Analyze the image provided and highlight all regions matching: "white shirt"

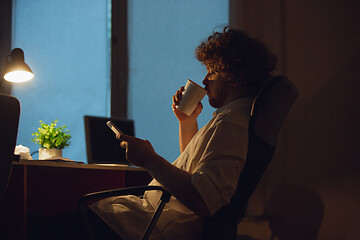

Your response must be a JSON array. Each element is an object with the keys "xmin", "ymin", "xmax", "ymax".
[{"xmin": 90, "ymin": 97, "xmax": 253, "ymax": 240}]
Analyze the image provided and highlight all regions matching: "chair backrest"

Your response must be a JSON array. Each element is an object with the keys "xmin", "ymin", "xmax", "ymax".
[
  {"xmin": 0, "ymin": 95, "xmax": 21, "ymax": 209},
  {"xmin": 202, "ymin": 76, "xmax": 299, "ymax": 240}
]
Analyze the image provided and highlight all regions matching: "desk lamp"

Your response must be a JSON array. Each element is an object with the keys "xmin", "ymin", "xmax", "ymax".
[{"xmin": 3, "ymin": 48, "xmax": 34, "ymax": 83}]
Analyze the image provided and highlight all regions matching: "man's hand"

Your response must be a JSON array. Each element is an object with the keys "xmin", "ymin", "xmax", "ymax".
[
  {"xmin": 119, "ymin": 135, "xmax": 210, "ymax": 217},
  {"xmin": 172, "ymin": 86, "xmax": 203, "ymax": 153},
  {"xmin": 118, "ymin": 135, "xmax": 158, "ymax": 169}
]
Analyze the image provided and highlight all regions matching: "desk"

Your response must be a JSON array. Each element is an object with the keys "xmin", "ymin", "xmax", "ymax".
[{"xmin": 0, "ymin": 160, "xmax": 152, "ymax": 240}]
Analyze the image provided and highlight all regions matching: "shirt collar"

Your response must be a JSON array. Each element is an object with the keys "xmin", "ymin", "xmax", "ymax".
[{"xmin": 213, "ymin": 97, "xmax": 254, "ymax": 117}]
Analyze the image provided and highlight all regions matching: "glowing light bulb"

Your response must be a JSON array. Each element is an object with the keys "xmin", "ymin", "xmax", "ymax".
[{"xmin": 4, "ymin": 70, "xmax": 34, "ymax": 83}]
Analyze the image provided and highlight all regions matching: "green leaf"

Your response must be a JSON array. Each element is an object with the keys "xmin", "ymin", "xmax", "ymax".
[{"xmin": 31, "ymin": 120, "xmax": 72, "ymax": 149}]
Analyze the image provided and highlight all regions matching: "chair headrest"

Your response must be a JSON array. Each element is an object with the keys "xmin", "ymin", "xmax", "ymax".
[{"xmin": 250, "ymin": 76, "xmax": 299, "ymax": 146}]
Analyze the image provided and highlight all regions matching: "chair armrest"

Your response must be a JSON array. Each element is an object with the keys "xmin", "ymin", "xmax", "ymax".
[
  {"xmin": 79, "ymin": 185, "xmax": 171, "ymax": 220},
  {"xmin": 80, "ymin": 185, "xmax": 168, "ymax": 204},
  {"xmin": 79, "ymin": 185, "xmax": 172, "ymax": 240}
]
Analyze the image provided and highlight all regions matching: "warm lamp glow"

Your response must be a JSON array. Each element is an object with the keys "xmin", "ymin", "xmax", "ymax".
[
  {"xmin": 3, "ymin": 48, "xmax": 34, "ymax": 83},
  {"xmin": 4, "ymin": 70, "xmax": 34, "ymax": 83}
]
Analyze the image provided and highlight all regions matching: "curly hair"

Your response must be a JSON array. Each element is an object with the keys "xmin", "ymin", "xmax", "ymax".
[{"xmin": 196, "ymin": 26, "xmax": 278, "ymax": 96}]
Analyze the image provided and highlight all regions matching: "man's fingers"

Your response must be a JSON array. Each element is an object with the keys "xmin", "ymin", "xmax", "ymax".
[
  {"xmin": 118, "ymin": 134, "xmax": 132, "ymax": 142},
  {"xmin": 118, "ymin": 134, "xmax": 133, "ymax": 149},
  {"xmin": 172, "ymin": 86, "xmax": 185, "ymax": 105},
  {"xmin": 120, "ymin": 141, "xmax": 128, "ymax": 149}
]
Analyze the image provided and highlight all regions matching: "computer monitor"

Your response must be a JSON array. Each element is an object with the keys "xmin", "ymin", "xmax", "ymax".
[{"xmin": 84, "ymin": 116, "xmax": 135, "ymax": 165}]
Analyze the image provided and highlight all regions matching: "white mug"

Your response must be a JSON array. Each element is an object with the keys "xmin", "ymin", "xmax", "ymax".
[{"xmin": 176, "ymin": 79, "xmax": 207, "ymax": 115}]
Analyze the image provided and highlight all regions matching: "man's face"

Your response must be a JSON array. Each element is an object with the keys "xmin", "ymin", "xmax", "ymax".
[{"xmin": 202, "ymin": 68, "xmax": 236, "ymax": 108}]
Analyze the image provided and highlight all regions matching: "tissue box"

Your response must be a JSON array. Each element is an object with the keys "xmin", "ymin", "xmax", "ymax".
[{"xmin": 14, "ymin": 145, "xmax": 33, "ymax": 160}]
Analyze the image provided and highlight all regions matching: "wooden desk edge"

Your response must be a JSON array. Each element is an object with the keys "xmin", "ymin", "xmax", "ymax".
[{"xmin": 13, "ymin": 159, "xmax": 147, "ymax": 172}]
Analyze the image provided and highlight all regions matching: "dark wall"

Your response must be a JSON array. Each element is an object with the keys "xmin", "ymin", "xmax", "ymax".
[
  {"xmin": 231, "ymin": 0, "xmax": 360, "ymax": 239},
  {"xmin": 0, "ymin": 0, "xmax": 12, "ymax": 94}
]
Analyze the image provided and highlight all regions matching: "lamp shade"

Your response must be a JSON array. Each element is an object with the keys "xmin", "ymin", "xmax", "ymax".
[{"xmin": 3, "ymin": 48, "xmax": 34, "ymax": 83}]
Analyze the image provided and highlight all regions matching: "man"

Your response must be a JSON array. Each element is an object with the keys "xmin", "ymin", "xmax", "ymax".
[{"xmin": 90, "ymin": 26, "xmax": 277, "ymax": 240}]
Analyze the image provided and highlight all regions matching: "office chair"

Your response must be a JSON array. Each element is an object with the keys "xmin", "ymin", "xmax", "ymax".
[
  {"xmin": 0, "ymin": 95, "xmax": 21, "ymax": 209},
  {"xmin": 202, "ymin": 76, "xmax": 298, "ymax": 240},
  {"xmin": 79, "ymin": 76, "xmax": 299, "ymax": 240}
]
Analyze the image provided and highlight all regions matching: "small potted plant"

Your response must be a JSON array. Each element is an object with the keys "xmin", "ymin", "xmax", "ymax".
[{"xmin": 32, "ymin": 120, "xmax": 71, "ymax": 159}]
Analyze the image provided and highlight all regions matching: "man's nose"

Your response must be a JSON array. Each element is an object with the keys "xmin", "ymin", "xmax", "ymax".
[{"xmin": 202, "ymin": 74, "xmax": 209, "ymax": 85}]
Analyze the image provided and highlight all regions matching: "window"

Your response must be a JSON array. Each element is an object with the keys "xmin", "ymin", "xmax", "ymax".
[{"xmin": 128, "ymin": 0, "xmax": 228, "ymax": 162}]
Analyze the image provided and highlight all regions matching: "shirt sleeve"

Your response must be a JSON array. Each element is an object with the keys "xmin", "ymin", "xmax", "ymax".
[{"xmin": 191, "ymin": 122, "xmax": 248, "ymax": 215}]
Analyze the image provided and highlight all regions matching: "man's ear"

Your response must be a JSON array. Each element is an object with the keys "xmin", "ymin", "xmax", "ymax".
[{"xmin": 232, "ymin": 71, "xmax": 246, "ymax": 88}]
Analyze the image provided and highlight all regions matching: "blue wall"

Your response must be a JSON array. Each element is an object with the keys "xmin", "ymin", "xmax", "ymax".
[
  {"xmin": 128, "ymin": 0, "xmax": 228, "ymax": 162},
  {"xmin": 11, "ymin": 0, "xmax": 228, "ymax": 163},
  {"xmin": 12, "ymin": 0, "xmax": 111, "ymax": 161}
]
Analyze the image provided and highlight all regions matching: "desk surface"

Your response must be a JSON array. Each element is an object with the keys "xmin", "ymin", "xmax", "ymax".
[
  {"xmin": 3, "ymin": 159, "xmax": 152, "ymax": 240},
  {"xmin": 14, "ymin": 159, "xmax": 145, "ymax": 171}
]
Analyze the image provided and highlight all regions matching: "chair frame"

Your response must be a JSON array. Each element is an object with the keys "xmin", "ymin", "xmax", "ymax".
[{"xmin": 79, "ymin": 186, "xmax": 171, "ymax": 240}]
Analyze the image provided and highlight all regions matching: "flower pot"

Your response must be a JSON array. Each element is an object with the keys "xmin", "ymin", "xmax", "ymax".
[{"xmin": 39, "ymin": 148, "xmax": 62, "ymax": 160}]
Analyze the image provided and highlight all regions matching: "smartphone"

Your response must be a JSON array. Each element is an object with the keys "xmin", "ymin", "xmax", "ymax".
[{"xmin": 106, "ymin": 120, "xmax": 124, "ymax": 137}]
